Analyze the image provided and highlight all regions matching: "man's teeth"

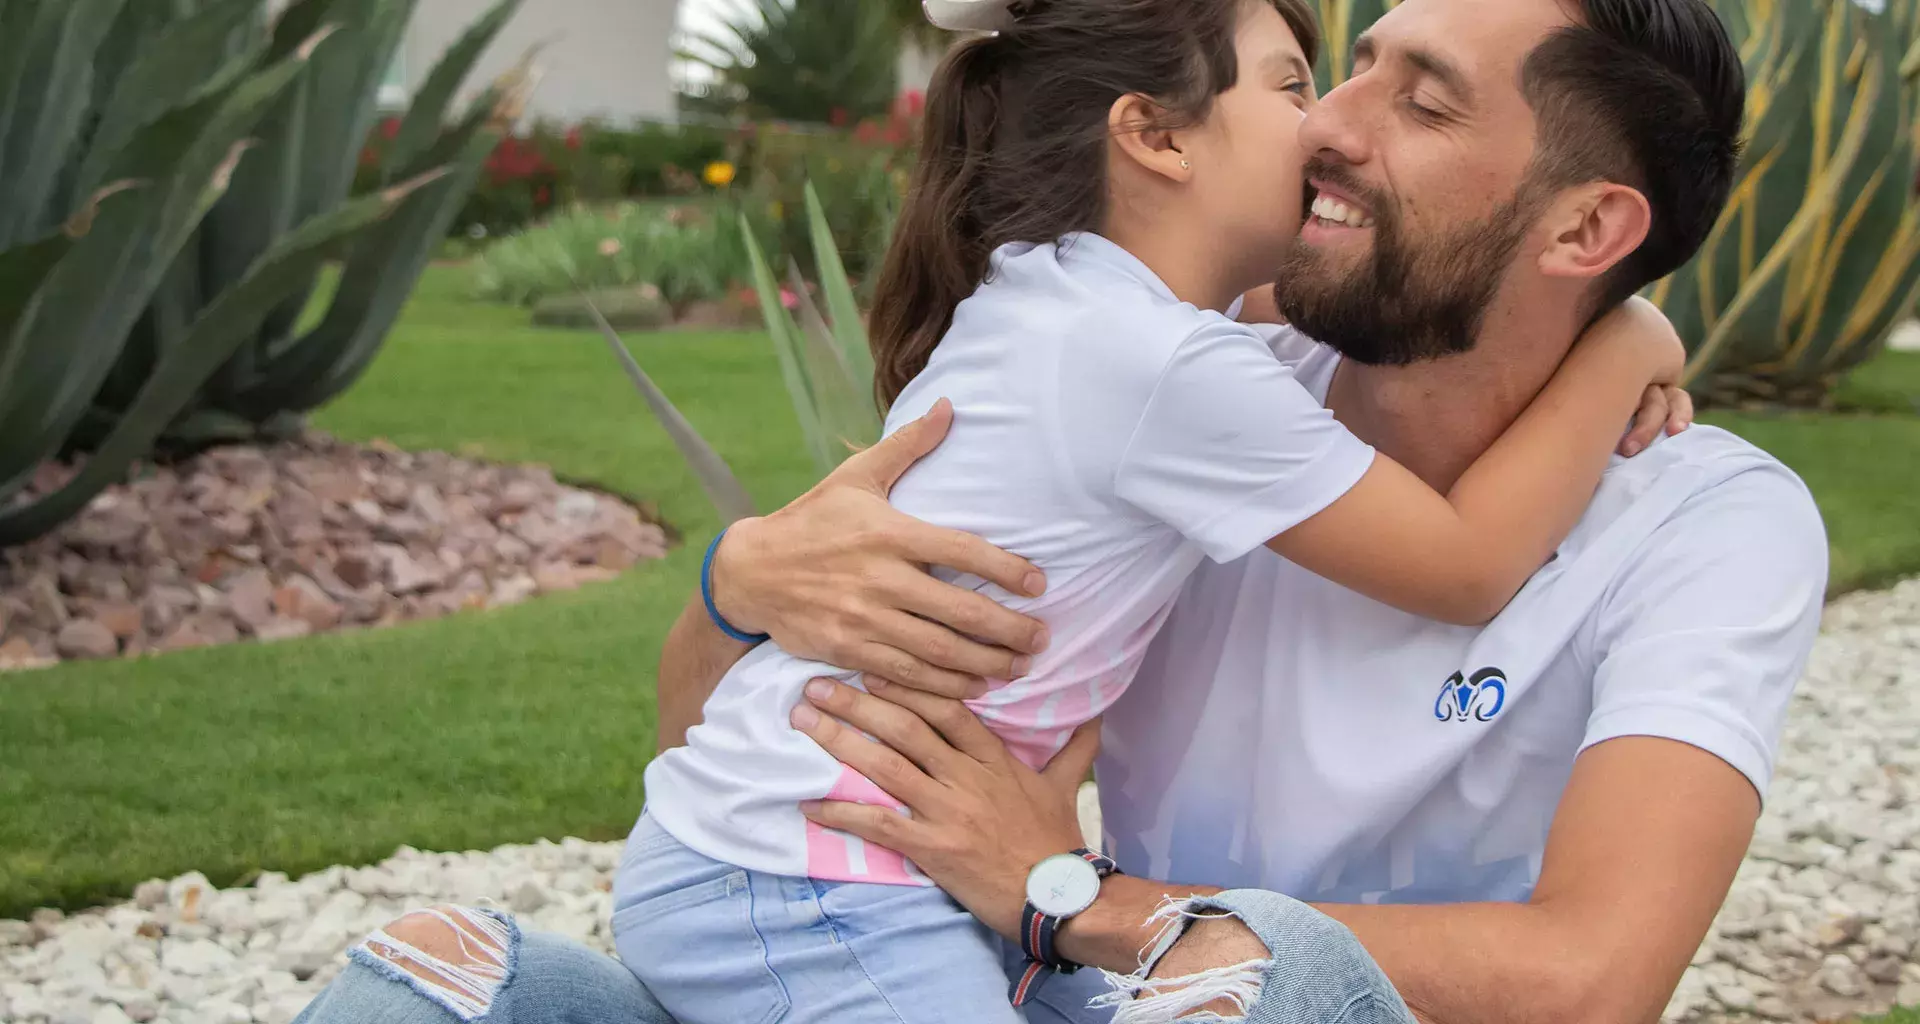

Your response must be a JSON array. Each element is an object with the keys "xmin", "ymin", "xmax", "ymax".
[{"xmin": 1310, "ymin": 195, "xmax": 1374, "ymax": 229}]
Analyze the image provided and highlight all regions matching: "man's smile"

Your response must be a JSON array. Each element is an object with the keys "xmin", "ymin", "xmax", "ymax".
[{"xmin": 1303, "ymin": 179, "xmax": 1376, "ymax": 242}]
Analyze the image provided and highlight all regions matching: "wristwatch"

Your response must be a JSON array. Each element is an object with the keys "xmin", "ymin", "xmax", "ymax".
[{"xmin": 1010, "ymin": 849, "xmax": 1120, "ymax": 1006}]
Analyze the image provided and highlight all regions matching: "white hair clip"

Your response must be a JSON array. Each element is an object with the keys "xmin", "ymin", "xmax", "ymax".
[{"xmin": 923, "ymin": 0, "xmax": 1021, "ymax": 33}]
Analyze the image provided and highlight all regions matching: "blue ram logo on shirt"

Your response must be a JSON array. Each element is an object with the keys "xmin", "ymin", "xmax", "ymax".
[{"xmin": 1434, "ymin": 667, "xmax": 1508, "ymax": 722}]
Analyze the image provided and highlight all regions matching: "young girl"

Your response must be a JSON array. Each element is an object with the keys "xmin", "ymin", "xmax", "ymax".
[{"xmin": 616, "ymin": 0, "xmax": 1686, "ymax": 1020}]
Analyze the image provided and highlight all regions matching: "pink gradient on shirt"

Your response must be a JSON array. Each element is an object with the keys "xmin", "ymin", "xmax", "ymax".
[
  {"xmin": 804, "ymin": 766, "xmax": 924, "ymax": 885},
  {"xmin": 803, "ymin": 614, "xmax": 1166, "ymax": 886},
  {"xmin": 971, "ymin": 619, "xmax": 1157, "ymax": 769}
]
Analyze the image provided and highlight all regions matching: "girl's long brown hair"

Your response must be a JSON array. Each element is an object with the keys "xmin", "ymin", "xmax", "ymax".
[{"xmin": 868, "ymin": 0, "xmax": 1320, "ymax": 408}]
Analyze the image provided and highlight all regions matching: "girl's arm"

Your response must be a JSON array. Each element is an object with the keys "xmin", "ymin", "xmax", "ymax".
[{"xmin": 1268, "ymin": 297, "xmax": 1684, "ymax": 625}]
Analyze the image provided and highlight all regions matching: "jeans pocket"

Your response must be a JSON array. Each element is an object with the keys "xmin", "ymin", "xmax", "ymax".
[{"xmin": 612, "ymin": 867, "xmax": 791, "ymax": 1024}]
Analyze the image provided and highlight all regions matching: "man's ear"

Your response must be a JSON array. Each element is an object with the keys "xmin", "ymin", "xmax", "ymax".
[
  {"xmin": 1109, "ymin": 93, "xmax": 1191, "ymax": 184},
  {"xmin": 1536, "ymin": 182, "xmax": 1651, "ymax": 282}
]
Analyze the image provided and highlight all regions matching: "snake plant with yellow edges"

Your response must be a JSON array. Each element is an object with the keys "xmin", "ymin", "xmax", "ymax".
[{"xmin": 1311, "ymin": 0, "xmax": 1920, "ymax": 408}]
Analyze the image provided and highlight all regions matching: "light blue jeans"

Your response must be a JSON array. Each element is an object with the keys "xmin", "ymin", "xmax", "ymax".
[
  {"xmin": 611, "ymin": 814, "xmax": 1023, "ymax": 1023},
  {"xmin": 293, "ymin": 863, "xmax": 1414, "ymax": 1024}
]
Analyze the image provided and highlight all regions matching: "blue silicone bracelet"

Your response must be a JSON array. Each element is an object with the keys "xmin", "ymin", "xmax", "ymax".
[{"xmin": 703, "ymin": 527, "xmax": 770, "ymax": 644}]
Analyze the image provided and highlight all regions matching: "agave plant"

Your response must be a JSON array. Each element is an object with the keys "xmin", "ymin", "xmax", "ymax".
[
  {"xmin": 1662, "ymin": 0, "xmax": 1920, "ymax": 406},
  {"xmin": 99, "ymin": 0, "xmax": 530, "ymax": 446},
  {"xmin": 0, "ymin": 0, "xmax": 525, "ymax": 546},
  {"xmin": 1311, "ymin": 0, "xmax": 1920, "ymax": 407}
]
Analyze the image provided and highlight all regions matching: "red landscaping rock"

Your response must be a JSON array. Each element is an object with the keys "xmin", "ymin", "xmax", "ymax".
[{"xmin": 0, "ymin": 432, "xmax": 668, "ymax": 669}]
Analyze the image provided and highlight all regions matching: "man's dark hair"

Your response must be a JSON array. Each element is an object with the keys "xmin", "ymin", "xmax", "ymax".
[{"xmin": 1521, "ymin": 0, "xmax": 1746, "ymax": 315}]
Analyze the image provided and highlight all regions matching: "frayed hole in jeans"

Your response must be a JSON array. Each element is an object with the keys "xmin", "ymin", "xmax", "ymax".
[
  {"xmin": 1087, "ymin": 896, "xmax": 1269, "ymax": 1023},
  {"xmin": 354, "ymin": 906, "xmax": 515, "ymax": 1022}
]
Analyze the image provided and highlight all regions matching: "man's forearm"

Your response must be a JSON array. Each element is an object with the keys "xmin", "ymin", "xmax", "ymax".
[
  {"xmin": 655, "ymin": 594, "xmax": 750, "ymax": 751},
  {"xmin": 1060, "ymin": 881, "xmax": 1661, "ymax": 1024},
  {"xmin": 1319, "ymin": 900, "xmax": 1616, "ymax": 1024}
]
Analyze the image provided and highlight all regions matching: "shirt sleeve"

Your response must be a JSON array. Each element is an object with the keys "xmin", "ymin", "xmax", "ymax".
[
  {"xmin": 1112, "ymin": 319, "xmax": 1376, "ymax": 563},
  {"xmin": 1579, "ymin": 463, "xmax": 1828, "ymax": 800},
  {"xmin": 1244, "ymin": 322, "xmax": 1327, "ymax": 364}
]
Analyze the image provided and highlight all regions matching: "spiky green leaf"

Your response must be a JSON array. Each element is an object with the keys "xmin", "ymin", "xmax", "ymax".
[
  {"xmin": 383, "ymin": 0, "xmax": 521, "ymax": 179},
  {"xmin": 803, "ymin": 180, "xmax": 876, "ymax": 398},
  {"xmin": 73, "ymin": 0, "xmax": 265, "ymax": 203},
  {"xmin": 582, "ymin": 294, "xmax": 758, "ymax": 526},
  {"xmin": 740, "ymin": 211, "xmax": 836, "ymax": 472},
  {"xmin": 0, "ymin": 0, "xmax": 129, "ymax": 247}
]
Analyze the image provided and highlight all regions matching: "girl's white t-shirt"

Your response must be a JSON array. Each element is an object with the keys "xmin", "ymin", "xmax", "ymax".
[{"xmin": 642, "ymin": 232, "xmax": 1377, "ymax": 884}]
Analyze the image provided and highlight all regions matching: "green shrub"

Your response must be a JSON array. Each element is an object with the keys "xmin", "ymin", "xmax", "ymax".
[
  {"xmin": 472, "ymin": 202, "xmax": 745, "ymax": 310},
  {"xmin": 740, "ymin": 121, "xmax": 913, "ymax": 287},
  {"xmin": 583, "ymin": 121, "xmax": 737, "ymax": 198},
  {"xmin": 360, "ymin": 119, "xmax": 745, "ymax": 240}
]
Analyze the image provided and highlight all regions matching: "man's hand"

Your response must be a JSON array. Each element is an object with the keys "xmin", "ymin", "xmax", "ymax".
[
  {"xmin": 790, "ymin": 676, "xmax": 1098, "ymax": 940},
  {"xmin": 710, "ymin": 399, "xmax": 1052, "ymax": 699}
]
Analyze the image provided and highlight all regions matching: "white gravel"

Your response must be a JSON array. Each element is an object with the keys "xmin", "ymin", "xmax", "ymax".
[
  {"xmin": 3, "ymin": 579, "xmax": 1917, "ymax": 1024},
  {"xmin": 1668, "ymin": 577, "xmax": 1920, "ymax": 1023}
]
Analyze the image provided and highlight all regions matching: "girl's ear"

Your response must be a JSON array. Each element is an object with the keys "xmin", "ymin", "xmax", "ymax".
[{"xmin": 1108, "ymin": 93, "xmax": 1191, "ymax": 183}]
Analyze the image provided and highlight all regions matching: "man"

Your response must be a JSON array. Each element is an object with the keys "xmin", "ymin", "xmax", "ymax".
[
  {"xmin": 672, "ymin": 0, "xmax": 1823, "ymax": 1020},
  {"xmin": 293, "ymin": 0, "xmax": 1824, "ymax": 1021}
]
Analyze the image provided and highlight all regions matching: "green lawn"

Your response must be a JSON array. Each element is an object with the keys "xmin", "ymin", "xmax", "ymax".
[
  {"xmin": 0, "ymin": 267, "xmax": 1916, "ymax": 918},
  {"xmin": 1703, "ymin": 401, "xmax": 1920, "ymax": 595},
  {"xmin": 0, "ymin": 268, "xmax": 822, "ymax": 917}
]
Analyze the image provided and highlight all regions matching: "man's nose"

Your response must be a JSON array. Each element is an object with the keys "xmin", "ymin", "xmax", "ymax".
[{"xmin": 1298, "ymin": 74, "xmax": 1375, "ymax": 169}]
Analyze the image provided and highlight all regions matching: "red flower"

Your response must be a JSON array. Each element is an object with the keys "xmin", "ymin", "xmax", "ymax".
[
  {"xmin": 902, "ymin": 90, "xmax": 926, "ymax": 118},
  {"xmin": 483, "ymin": 135, "xmax": 556, "ymax": 185},
  {"xmin": 565, "ymin": 126, "xmax": 584, "ymax": 150},
  {"xmin": 535, "ymin": 184, "xmax": 551, "ymax": 206},
  {"xmin": 854, "ymin": 120, "xmax": 881, "ymax": 145},
  {"xmin": 829, "ymin": 107, "xmax": 850, "ymax": 128},
  {"xmin": 379, "ymin": 116, "xmax": 402, "ymax": 141}
]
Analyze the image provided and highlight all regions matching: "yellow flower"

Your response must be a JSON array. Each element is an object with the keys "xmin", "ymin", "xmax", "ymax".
[
  {"xmin": 769, "ymin": 201, "xmax": 785, "ymax": 221},
  {"xmin": 703, "ymin": 160, "xmax": 737, "ymax": 188},
  {"xmin": 827, "ymin": 158, "xmax": 843, "ymax": 174}
]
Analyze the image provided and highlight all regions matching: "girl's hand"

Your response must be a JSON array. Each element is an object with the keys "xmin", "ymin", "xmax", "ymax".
[{"xmin": 1619, "ymin": 383, "xmax": 1694, "ymax": 457}]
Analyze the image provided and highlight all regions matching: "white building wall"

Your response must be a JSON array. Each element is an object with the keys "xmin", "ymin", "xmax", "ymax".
[
  {"xmin": 896, "ymin": 37, "xmax": 947, "ymax": 98},
  {"xmin": 400, "ymin": 0, "xmax": 681, "ymax": 125}
]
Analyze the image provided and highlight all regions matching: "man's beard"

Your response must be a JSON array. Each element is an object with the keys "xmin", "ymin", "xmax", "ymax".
[{"xmin": 1274, "ymin": 160, "xmax": 1542, "ymax": 367}]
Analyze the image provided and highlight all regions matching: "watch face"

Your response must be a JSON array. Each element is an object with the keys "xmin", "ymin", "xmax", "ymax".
[{"xmin": 1027, "ymin": 854, "xmax": 1101, "ymax": 918}]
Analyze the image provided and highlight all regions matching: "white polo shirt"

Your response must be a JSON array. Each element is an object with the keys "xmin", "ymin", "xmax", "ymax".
[{"xmin": 1093, "ymin": 330, "xmax": 1829, "ymax": 906}]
